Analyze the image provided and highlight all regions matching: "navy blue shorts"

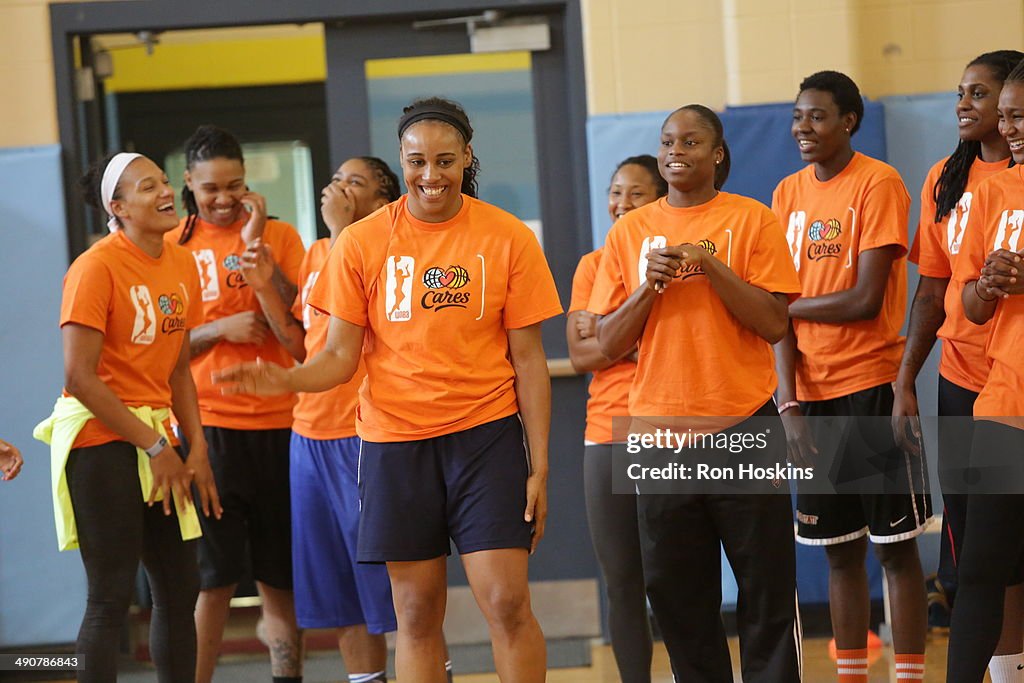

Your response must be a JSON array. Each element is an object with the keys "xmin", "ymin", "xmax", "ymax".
[
  {"xmin": 290, "ymin": 433, "xmax": 396, "ymax": 633},
  {"xmin": 357, "ymin": 414, "xmax": 533, "ymax": 563}
]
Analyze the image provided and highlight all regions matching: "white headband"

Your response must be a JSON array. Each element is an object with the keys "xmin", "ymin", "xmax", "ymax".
[{"xmin": 101, "ymin": 152, "xmax": 143, "ymax": 232}]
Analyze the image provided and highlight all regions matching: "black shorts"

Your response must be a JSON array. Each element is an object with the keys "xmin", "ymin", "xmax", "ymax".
[
  {"xmin": 194, "ymin": 426, "xmax": 293, "ymax": 590},
  {"xmin": 936, "ymin": 375, "xmax": 978, "ymax": 571},
  {"xmin": 796, "ymin": 383, "xmax": 932, "ymax": 545},
  {"xmin": 356, "ymin": 414, "xmax": 533, "ymax": 563}
]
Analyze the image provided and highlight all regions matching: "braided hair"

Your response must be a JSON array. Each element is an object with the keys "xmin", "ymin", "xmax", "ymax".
[
  {"xmin": 178, "ymin": 125, "xmax": 244, "ymax": 245},
  {"xmin": 398, "ymin": 97, "xmax": 480, "ymax": 198},
  {"xmin": 612, "ymin": 154, "xmax": 669, "ymax": 197},
  {"xmin": 934, "ymin": 51, "xmax": 1024, "ymax": 222},
  {"xmin": 358, "ymin": 156, "xmax": 401, "ymax": 203}
]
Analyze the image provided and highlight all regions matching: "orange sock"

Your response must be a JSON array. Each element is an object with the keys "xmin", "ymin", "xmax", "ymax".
[
  {"xmin": 836, "ymin": 648, "xmax": 868, "ymax": 682},
  {"xmin": 895, "ymin": 653, "xmax": 925, "ymax": 681}
]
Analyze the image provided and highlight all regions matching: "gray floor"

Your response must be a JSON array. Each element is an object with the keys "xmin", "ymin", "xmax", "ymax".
[{"xmin": 112, "ymin": 638, "xmax": 591, "ymax": 683}]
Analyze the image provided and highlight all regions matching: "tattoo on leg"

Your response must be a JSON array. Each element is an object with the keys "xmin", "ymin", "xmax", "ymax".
[{"xmin": 270, "ymin": 637, "xmax": 302, "ymax": 677}]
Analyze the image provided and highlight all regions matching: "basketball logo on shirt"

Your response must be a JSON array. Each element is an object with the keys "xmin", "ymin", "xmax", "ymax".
[
  {"xmin": 786, "ymin": 212, "xmax": 806, "ymax": 271},
  {"xmin": 947, "ymin": 192, "xmax": 973, "ymax": 255},
  {"xmin": 993, "ymin": 209, "xmax": 1024, "ymax": 252},
  {"xmin": 678, "ymin": 240, "xmax": 717, "ymax": 281},
  {"xmin": 638, "ymin": 236, "xmax": 667, "ymax": 285},
  {"xmin": 806, "ymin": 218, "xmax": 843, "ymax": 262},
  {"xmin": 222, "ymin": 254, "xmax": 247, "ymax": 290},
  {"xmin": 129, "ymin": 285, "xmax": 157, "ymax": 345},
  {"xmin": 421, "ymin": 265, "xmax": 472, "ymax": 311},
  {"xmin": 300, "ymin": 271, "xmax": 321, "ymax": 330},
  {"xmin": 193, "ymin": 249, "xmax": 220, "ymax": 302},
  {"xmin": 385, "ymin": 256, "xmax": 415, "ymax": 322}
]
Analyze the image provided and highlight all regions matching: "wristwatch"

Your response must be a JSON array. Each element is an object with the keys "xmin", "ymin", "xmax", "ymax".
[{"xmin": 145, "ymin": 435, "xmax": 169, "ymax": 458}]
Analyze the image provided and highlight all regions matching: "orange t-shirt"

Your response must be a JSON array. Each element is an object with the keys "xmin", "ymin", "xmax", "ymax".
[
  {"xmin": 772, "ymin": 152, "xmax": 910, "ymax": 401},
  {"xmin": 568, "ymin": 248, "xmax": 636, "ymax": 444},
  {"xmin": 588, "ymin": 193, "xmax": 802, "ymax": 425},
  {"xmin": 953, "ymin": 165, "xmax": 1024, "ymax": 420},
  {"xmin": 291, "ymin": 238, "xmax": 366, "ymax": 440},
  {"xmin": 909, "ymin": 156, "xmax": 1009, "ymax": 392},
  {"xmin": 166, "ymin": 217, "xmax": 306, "ymax": 430},
  {"xmin": 60, "ymin": 231, "xmax": 204, "ymax": 449},
  {"xmin": 307, "ymin": 195, "xmax": 563, "ymax": 443}
]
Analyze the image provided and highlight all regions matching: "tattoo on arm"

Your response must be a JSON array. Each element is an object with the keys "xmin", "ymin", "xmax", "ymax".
[
  {"xmin": 271, "ymin": 265, "xmax": 298, "ymax": 309},
  {"xmin": 901, "ymin": 287, "xmax": 946, "ymax": 377},
  {"xmin": 265, "ymin": 310, "xmax": 304, "ymax": 348},
  {"xmin": 189, "ymin": 324, "xmax": 221, "ymax": 359}
]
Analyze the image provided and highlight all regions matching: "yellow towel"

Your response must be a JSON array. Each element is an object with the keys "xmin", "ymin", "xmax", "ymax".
[{"xmin": 33, "ymin": 396, "xmax": 202, "ymax": 551}]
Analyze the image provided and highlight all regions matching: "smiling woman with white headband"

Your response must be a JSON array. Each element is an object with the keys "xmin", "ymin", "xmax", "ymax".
[{"xmin": 35, "ymin": 152, "xmax": 221, "ymax": 682}]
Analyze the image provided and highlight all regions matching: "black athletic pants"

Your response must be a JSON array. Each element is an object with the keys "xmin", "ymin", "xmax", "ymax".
[
  {"xmin": 584, "ymin": 443, "xmax": 653, "ymax": 683},
  {"xmin": 66, "ymin": 441, "xmax": 199, "ymax": 683},
  {"xmin": 946, "ymin": 419, "xmax": 1024, "ymax": 683},
  {"xmin": 635, "ymin": 402, "xmax": 802, "ymax": 682}
]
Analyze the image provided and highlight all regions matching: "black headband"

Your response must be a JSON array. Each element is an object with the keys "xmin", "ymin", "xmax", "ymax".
[{"xmin": 398, "ymin": 108, "xmax": 472, "ymax": 143}]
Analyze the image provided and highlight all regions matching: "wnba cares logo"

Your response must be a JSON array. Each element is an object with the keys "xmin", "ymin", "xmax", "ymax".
[
  {"xmin": 158, "ymin": 293, "xmax": 187, "ymax": 334},
  {"xmin": 421, "ymin": 265, "xmax": 471, "ymax": 311},
  {"xmin": 806, "ymin": 218, "xmax": 843, "ymax": 261},
  {"xmin": 223, "ymin": 253, "xmax": 247, "ymax": 289}
]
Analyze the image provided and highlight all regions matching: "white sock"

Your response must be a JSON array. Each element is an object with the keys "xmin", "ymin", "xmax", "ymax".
[
  {"xmin": 989, "ymin": 653, "xmax": 1024, "ymax": 683},
  {"xmin": 348, "ymin": 672, "xmax": 386, "ymax": 683}
]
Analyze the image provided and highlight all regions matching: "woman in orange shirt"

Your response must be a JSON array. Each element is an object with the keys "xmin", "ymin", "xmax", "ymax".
[
  {"xmin": 214, "ymin": 97, "xmax": 562, "ymax": 683},
  {"xmin": 167, "ymin": 125, "xmax": 307, "ymax": 683},
  {"xmin": 60, "ymin": 153, "xmax": 220, "ymax": 682},
  {"xmin": 567, "ymin": 154, "xmax": 665, "ymax": 683},
  {"xmin": 590, "ymin": 105, "xmax": 802, "ymax": 682},
  {"xmin": 247, "ymin": 156, "xmax": 406, "ymax": 683},
  {"xmin": 892, "ymin": 50, "xmax": 1023, "ymax": 679},
  {"xmin": 949, "ymin": 58, "xmax": 1024, "ymax": 683},
  {"xmin": 773, "ymin": 70, "xmax": 929, "ymax": 683}
]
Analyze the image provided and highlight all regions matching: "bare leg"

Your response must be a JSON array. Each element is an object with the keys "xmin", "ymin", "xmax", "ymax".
[
  {"xmin": 388, "ymin": 557, "xmax": 448, "ymax": 683},
  {"xmin": 337, "ymin": 624, "xmax": 388, "ymax": 675},
  {"xmin": 874, "ymin": 539, "xmax": 927, "ymax": 654},
  {"xmin": 258, "ymin": 582, "xmax": 303, "ymax": 677},
  {"xmin": 995, "ymin": 583, "xmax": 1024, "ymax": 656},
  {"xmin": 195, "ymin": 585, "xmax": 235, "ymax": 683},
  {"xmin": 825, "ymin": 537, "xmax": 871, "ymax": 649},
  {"xmin": 461, "ymin": 548, "xmax": 545, "ymax": 683}
]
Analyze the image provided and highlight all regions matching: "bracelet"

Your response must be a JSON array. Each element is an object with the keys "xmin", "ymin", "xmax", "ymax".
[
  {"xmin": 777, "ymin": 400, "xmax": 800, "ymax": 415},
  {"xmin": 144, "ymin": 435, "xmax": 169, "ymax": 459},
  {"xmin": 975, "ymin": 279, "xmax": 997, "ymax": 302}
]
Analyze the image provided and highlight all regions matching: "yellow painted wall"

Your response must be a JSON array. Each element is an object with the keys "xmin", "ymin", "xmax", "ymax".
[
  {"xmin": 2, "ymin": 0, "xmax": 1023, "ymax": 148},
  {"xmin": 582, "ymin": 0, "xmax": 1024, "ymax": 113}
]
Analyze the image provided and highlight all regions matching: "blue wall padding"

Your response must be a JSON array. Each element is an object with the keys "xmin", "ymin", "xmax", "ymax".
[
  {"xmin": 586, "ymin": 101, "xmax": 887, "ymax": 250},
  {"xmin": 0, "ymin": 145, "xmax": 86, "ymax": 646}
]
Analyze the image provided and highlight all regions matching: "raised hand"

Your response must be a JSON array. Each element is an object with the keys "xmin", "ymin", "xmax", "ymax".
[
  {"xmin": 240, "ymin": 191, "xmax": 268, "ymax": 245},
  {"xmin": 321, "ymin": 182, "xmax": 356, "ymax": 232},
  {"xmin": 240, "ymin": 239, "xmax": 276, "ymax": 291}
]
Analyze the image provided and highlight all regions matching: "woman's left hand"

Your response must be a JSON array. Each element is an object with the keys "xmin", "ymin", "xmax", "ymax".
[
  {"xmin": 524, "ymin": 472, "xmax": 548, "ymax": 554},
  {"xmin": 186, "ymin": 444, "xmax": 223, "ymax": 519},
  {"xmin": 240, "ymin": 191, "xmax": 268, "ymax": 245},
  {"xmin": 677, "ymin": 242, "xmax": 712, "ymax": 269}
]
